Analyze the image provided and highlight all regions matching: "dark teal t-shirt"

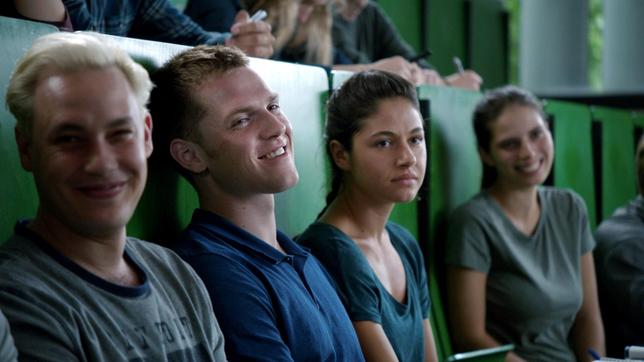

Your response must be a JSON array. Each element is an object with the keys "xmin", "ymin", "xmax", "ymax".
[{"xmin": 298, "ymin": 222, "xmax": 430, "ymax": 362}]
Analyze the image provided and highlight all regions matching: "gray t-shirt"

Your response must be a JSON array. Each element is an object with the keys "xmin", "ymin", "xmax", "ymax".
[
  {"xmin": 0, "ymin": 223, "xmax": 226, "ymax": 361},
  {"xmin": 0, "ymin": 309, "xmax": 17, "ymax": 362},
  {"xmin": 446, "ymin": 187, "xmax": 594, "ymax": 362}
]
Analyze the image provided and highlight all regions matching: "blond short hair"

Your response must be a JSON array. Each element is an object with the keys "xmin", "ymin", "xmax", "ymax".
[{"xmin": 6, "ymin": 32, "xmax": 152, "ymax": 139}]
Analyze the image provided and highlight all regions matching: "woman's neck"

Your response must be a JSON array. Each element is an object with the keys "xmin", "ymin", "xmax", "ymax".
[
  {"xmin": 320, "ymin": 187, "xmax": 393, "ymax": 243},
  {"xmin": 488, "ymin": 183, "xmax": 541, "ymax": 235}
]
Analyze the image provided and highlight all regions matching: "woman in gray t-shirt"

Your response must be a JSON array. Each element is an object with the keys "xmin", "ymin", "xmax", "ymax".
[{"xmin": 445, "ymin": 86, "xmax": 604, "ymax": 362}]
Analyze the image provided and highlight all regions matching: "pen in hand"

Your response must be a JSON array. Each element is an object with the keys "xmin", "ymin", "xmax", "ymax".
[
  {"xmin": 453, "ymin": 56, "xmax": 465, "ymax": 74},
  {"xmin": 250, "ymin": 9, "xmax": 267, "ymax": 22}
]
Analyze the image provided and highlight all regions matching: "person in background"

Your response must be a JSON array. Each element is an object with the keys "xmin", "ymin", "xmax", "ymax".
[
  {"xmin": 0, "ymin": 310, "xmax": 17, "ymax": 362},
  {"xmin": 184, "ymin": 0, "xmax": 333, "ymax": 65},
  {"xmin": 594, "ymin": 134, "xmax": 644, "ymax": 357},
  {"xmin": 184, "ymin": 0, "xmax": 295, "ymax": 57},
  {"xmin": 298, "ymin": 70, "xmax": 439, "ymax": 362},
  {"xmin": 10, "ymin": 0, "xmax": 274, "ymax": 58},
  {"xmin": 184, "ymin": 0, "xmax": 242, "ymax": 34},
  {"xmin": 150, "ymin": 44, "xmax": 364, "ymax": 361},
  {"xmin": 1, "ymin": 0, "xmax": 72, "ymax": 30},
  {"xmin": 332, "ymin": 0, "xmax": 482, "ymax": 90},
  {"xmin": 0, "ymin": 32, "xmax": 226, "ymax": 361},
  {"xmin": 445, "ymin": 86, "xmax": 604, "ymax": 361}
]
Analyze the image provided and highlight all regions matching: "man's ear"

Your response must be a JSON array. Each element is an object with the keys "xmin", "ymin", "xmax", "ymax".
[
  {"xmin": 143, "ymin": 112, "xmax": 153, "ymax": 158},
  {"xmin": 329, "ymin": 140, "xmax": 351, "ymax": 172},
  {"xmin": 478, "ymin": 146, "xmax": 494, "ymax": 167},
  {"xmin": 15, "ymin": 127, "xmax": 33, "ymax": 172},
  {"xmin": 170, "ymin": 138, "xmax": 207, "ymax": 174}
]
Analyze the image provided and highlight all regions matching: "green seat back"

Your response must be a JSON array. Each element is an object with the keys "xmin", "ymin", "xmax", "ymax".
[
  {"xmin": 593, "ymin": 106, "xmax": 637, "ymax": 219},
  {"xmin": 545, "ymin": 100, "xmax": 597, "ymax": 228},
  {"xmin": 417, "ymin": 85, "xmax": 483, "ymax": 360},
  {"xmin": 0, "ymin": 17, "xmax": 59, "ymax": 244}
]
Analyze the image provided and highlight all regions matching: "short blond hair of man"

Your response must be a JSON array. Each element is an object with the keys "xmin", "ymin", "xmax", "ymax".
[{"xmin": 6, "ymin": 32, "xmax": 152, "ymax": 140}]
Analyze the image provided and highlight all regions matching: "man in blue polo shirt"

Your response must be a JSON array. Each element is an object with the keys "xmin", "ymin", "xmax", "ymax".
[{"xmin": 149, "ymin": 45, "xmax": 364, "ymax": 361}]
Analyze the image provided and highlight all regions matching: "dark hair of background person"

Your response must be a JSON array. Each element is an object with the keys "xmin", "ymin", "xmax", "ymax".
[
  {"xmin": 472, "ymin": 85, "xmax": 546, "ymax": 189},
  {"xmin": 320, "ymin": 70, "xmax": 420, "ymax": 217}
]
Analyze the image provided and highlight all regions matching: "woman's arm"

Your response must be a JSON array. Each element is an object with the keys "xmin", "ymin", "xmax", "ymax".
[
  {"xmin": 570, "ymin": 252, "xmax": 605, "ymax": 361},
  {"xmin": 353, "ymin": 321, "xmax": 399, "ymax": 362},
  {"xmin": 13, "ymin": 0, "xmax": 66, "ymax": 22},
  {"xmin": 447, "ymin": 266, "xmax": 526, "ymax": 362},
  {"xmin": 422, "ymin": 319, "xmax": 439, "ymax": 362}
]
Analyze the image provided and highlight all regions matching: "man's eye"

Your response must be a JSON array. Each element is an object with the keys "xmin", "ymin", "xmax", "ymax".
[
  {"xmin": 268, "ymin": 103, "xmax": 281, "ymax": 112},
  {"xmin": 232, "ymin": 118, "xmax": 250, "ymax": 129},
  {"xmin": 55, "ymin": 135, "xmax": 82, "ymax": 144},
  {"xmin": 112, "ymin": 129, "xmax": 134, "ymax": 139}
]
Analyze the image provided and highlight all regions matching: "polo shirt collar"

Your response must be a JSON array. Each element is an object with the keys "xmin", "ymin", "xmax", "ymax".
[{"xmin": 190, "ymin": 208, "xmax": 309, "ymax": 263}]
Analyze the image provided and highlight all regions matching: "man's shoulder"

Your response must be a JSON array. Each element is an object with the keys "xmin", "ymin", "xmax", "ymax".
[
  {"xmin": 0, "ymin": 233, "xmax": 50, "ymax": 281},
  {"xmin": 596, "ymin": 200, "xmax": 644, "ymax": 245}
]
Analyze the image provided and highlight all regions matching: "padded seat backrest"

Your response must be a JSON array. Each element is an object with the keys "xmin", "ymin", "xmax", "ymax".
[
  {"xmin": 545, "ymin": 100, "xmax": 597, "ymax": 228},
  {"xmin": 0, "ymin": 17, "xmax": 58, "ymax": 244}
]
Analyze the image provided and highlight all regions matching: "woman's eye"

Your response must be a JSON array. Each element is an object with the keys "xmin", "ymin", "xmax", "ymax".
[
  {"xmin": 375, "ymin": 139, "xmax": 391, "ymax": 148},
  {"xmin": 500, "ymin": 140, "xmax": 519, "ymax": 150},
  {"xmin": 410, "ymin": 135, "xmax": 424, "ymax": 144},
  {"xmin": 530, "ymin": 128, "xmax": 544, "ymax": 140}
]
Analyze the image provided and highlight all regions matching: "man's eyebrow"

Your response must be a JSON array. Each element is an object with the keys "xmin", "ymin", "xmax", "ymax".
[
  {"xmin": 105, "ymin": 117, "xmax": 135, "ymax": 128},
  {"xmin": 50, "ymin": 117, "xmax": 134, "ymax": 134}
]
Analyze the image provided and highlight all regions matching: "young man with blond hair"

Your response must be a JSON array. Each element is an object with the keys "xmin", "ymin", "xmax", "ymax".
[{"xmin": 0, "ymin": 32, "xmax": 226, "ymax": 361}]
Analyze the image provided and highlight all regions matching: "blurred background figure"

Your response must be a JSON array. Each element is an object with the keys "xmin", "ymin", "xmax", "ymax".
[
  {"xmin": 594, "ymin": 134, "xmax": 644, "ymax": 357},
  {"xmin": 332, "ymin": 0, "xmax": 482, "ymax": 89}
]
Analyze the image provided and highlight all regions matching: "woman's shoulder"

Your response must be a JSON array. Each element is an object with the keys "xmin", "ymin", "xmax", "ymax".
[
  {"xmin": 298, "ymin": 222, "xmax": 362, "ymax": 258},
  {"xmin": 385, "ymin": 222, "xmax": 425, "ymax": 264},
  {"xmin": 540, "ymin": 186, "xmax": 587, "ymax": 212},
  {"xmin": 450, "ymin": 191, "xmax": 493, "ymax": 221}
]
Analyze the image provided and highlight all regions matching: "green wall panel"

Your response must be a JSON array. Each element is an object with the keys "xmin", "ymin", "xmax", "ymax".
[
  {"xmin": 379, "ymin": 0, "xmax": 423, "ymax": 53},
  {"xmin": 545, "ymin": 100, "xmax": 597, "ymax": 228},
  {"xmin": 428, "ymin": 0, "xmax": 467, "ymax": 75},
  {"xmin": 468, "ymin": 0, "xmax": 508, "ymax": 88},
  {"xmin": 418, "ymin": 86, "xmax": 482, "ymax": 243},
  {"xmin": 593, "ymin": 106, "xmax": 637, "ymax": 220}
]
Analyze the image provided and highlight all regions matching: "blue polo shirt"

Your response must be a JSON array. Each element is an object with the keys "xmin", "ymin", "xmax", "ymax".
[{"xmin": 171, "ymin": 209, "xmax": 365, "ymax": 362}]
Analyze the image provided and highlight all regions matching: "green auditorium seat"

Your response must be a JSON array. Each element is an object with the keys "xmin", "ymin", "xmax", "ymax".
[
  {"xmin": 545, "ymin": 100, "xmax": 598, "ymax": 228},
  {"xmin": 592, "ymin": 106, "xmax": 637, "ymax": 220},
  {"xmin": 0, "ymin": 17, "xmax": 59, "ymax": 244},
  {"xmin": 416, "ymin": 85, "xmax": 512, "ymax": 362}
]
